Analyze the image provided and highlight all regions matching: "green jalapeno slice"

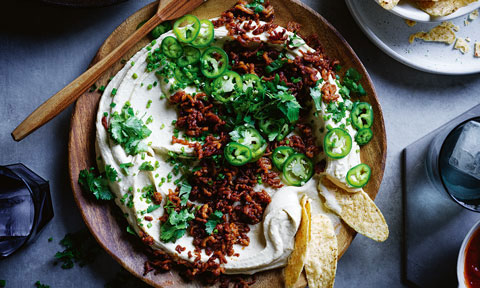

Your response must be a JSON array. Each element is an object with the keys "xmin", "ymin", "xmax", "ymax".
[
  {"xmin": 283, "ymin": 153, "xmax": 314, "ymax": 186},
  {"xmin": 191, "ymin": 20, "xmax": 215, "ymax": 48},
  {"xmin": 200, "ymin": 47, "xmax": 228, "ymax": 78},
  {"xmin": 173, "ymin": 14, "xmax": 200, "ymax": 43},
  {"xmin": 176, "ymin": 46, "xmax": 201, "ymax": 67},
  {"xmin": 230, "ymin": 125, "xmax": 265, "ymax": 161},
  {"xmin": 242, "ymin": 74, "xmax": 265, "ymax": 99},
  {"xmin": 324, "ymin": 128, "xmax": 352, "ymax": 159},
  {"xmin": 272, "ymin": 146, "xmax": 295, "ymax": 170},
  {"xmin": 346, "ymin": 163, "xmax": 371, "ymax": 188},
  {"xmin": 224, "ymin": 142, "xmax": 252, "ymax": 166},
  {"xmin": 211, "ymin": 71, "xmax": 243, "ymax": 103},
  {"xmin": 355, "ymin": 128, "xmax": 373, "ymax": 146},
  {"xmin": 351, "ymin": 102, "xmax": 373, "ymax": 130},
  {"xmin": 161, "ymin": 36, "xmax": 183, "ymax": 59}
]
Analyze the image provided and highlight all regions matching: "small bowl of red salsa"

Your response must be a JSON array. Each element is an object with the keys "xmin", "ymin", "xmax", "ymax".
[{"xmin": 459, "ymin": 220, "xmax": 480, "ymax": 288}]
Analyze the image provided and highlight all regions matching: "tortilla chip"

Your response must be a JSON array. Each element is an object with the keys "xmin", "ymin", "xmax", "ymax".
[
  {"xmin": 318, "ymin": 177, "xmax": 389, "ymax": 242},
  {"xmin": 304, "ymin": 214, "xmax": 338, "ymax": 288},
  {"xmin": 376, "ymin": 0, "xmax": 400, "ymax": 10},
  {"xmin": 409, "ymin": 21, "xmax": 457, "ymax": 44},
  {"xmin": 416, "ymin": 0, "xmax": 478, "ymax": 16},
  {"xmin": 475, "ymin": 42, "xmax": 480, "ymax": 57},
  {"xmin": 454, "ymin": 37, "xmax": 470, "ymax": 53},
  {"xmin": 284, "ymin": 196, "xmax": 311, "ymax": 288},
  {"xmin": 405, "ymin": 19, "xmax": 417, "ymax": 27}
]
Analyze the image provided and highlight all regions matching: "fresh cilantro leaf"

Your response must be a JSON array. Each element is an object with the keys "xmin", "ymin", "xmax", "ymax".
[
  {"xmin": 160, "ymin": 208, "xmax": 195, "ymax": 243},
  {"xmin": 78, "ymin": 168, "xmax": 114, "ymax": 201},
  {"xmin": 108, "ymin": 103, "xmax": 152, "ymax": 156},
  {"xmin": 35, "ymin": 281, "xmax": 50, "ymax": 288},
  {"xmin": 119, "ymin": 162, "xmax": 133, "ymax": 175},
  {"xmin": 139, "ymin": 161, "xmax": 154, "ymax": 171},
  {"xmin": 288, "ymin": 32, "xmax": 305, "ymax": 48},
  {"xmin": 147, "ymin": 204, "xmax": 161, "ymax": 213},
  {"xmin": 246, "ymin": 0, "xmax": 265, "ymax": 13},
  {"xmin": 310, "ymin": 84, "xmax": 322, "ymax": 111},
  {"xmin": 126, "ymin": 226, "xmax": 136, "ymax": 235},
  {"xmin": 205, "ymin": 210, "xmax": 223, "ymax": 235},
  {"xmin": 105, "ymin": 165, "xmax": 119, "ymax": 182},
  {"xmin": 341, "ymin": 68, "xmax": 366, "ymax": 97},
  {"xmin": 179, "ymin": 182, "xmax": 192, "ymax": 206},
  {"xmin": 326, "ymin": 102, "xmax": 346, "ymax": 123},
  {"xmin": 265, "ymin": 56, "xmax": 288, "ymax": 74},
  {"xmin": 55, "ymin": 229, "xmax": 101, "ymax": 269}
]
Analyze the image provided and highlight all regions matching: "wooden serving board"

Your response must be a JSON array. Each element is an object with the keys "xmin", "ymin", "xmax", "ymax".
[{"xmin": 68, "ymin": 1, "xmax": 387, "ymax": 287}]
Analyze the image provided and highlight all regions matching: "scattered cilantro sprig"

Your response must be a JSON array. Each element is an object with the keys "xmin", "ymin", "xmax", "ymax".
[
  {"xmin": 108, "ymin": 102, "xmax": 152, "ymax": 156},
  {"xmin": 160, "ymin": 201, "xmax": 195, "ymax": 243},
  {"xmin": 54, "ymin": 230, "xmax": 101, "ymax": 270},
  {"xmin": 34, "ymin": 281, "xmax": 49, "ymax": 288},
  {"xmin": 78, "ymin": 167, "xmax": 114, "ymax": 201},
  {"xmin": 339, "ymin": 68, "xmax": 366, "ymax": 99},
  {"xmin": 205, "ymin": 211, "xmax": 223, "ymax": 235}
]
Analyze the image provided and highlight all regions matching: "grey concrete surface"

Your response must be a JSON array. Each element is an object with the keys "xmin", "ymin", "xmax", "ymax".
[{"xmin": 0, "ymin": 0, "xmax": 479, "ymax": 287}]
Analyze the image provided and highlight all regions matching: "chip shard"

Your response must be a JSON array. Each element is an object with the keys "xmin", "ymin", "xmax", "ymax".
[
  {"xmin": 475, "ymin": 42, "xmax": 480, "ymax": 57},
  {"xmin": 409, "ymin": 21, "xmax": 457, "ymax": 44},
  {"xmin": 454, "ymin": 37, "xmax": 470, "ymax": 54}
]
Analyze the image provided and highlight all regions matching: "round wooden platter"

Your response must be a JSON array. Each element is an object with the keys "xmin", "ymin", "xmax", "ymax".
[{"xmin": 68, "ymin": 1, "xmax": 387, "ymax": 287}]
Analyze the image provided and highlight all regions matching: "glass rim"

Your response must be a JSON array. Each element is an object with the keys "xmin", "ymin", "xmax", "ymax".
[
  {"xmin": 0, "ymin": 164, "xmax": 39, "ymax": 257},
  {"xmin": 438, "ymin": 117, "xmax": 480, "ymax": 213}
]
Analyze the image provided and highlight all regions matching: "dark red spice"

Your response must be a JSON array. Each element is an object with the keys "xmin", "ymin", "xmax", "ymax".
[{"xmin": 101, "ymin": 116, "xmax": 108, "ymax": 130}]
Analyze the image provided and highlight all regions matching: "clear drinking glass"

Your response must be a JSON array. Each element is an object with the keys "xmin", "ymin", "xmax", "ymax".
[
  {"xmin": 0, "ymin": 163, "xmax": 54, "ymax": 258},
  {"xmin": 426, "ymin": 117, "xmax": 480, "ymax": 211}
]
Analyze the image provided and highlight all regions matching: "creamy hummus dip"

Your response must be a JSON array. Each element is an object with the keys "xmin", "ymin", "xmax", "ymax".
[{"xmin": 95, "ymin": 17, "xmax": 362, "ymax": 275}]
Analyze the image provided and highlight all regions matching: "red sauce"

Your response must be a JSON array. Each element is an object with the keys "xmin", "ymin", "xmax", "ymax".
[{"xmin": 465, "ymin": 227, "xmax": 480, "ymax": 287}]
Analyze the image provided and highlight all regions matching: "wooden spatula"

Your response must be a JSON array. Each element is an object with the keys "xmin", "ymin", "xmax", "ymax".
[{"xmin": 11, "ymin": 0, "xmax": 207, "ymax": 141}]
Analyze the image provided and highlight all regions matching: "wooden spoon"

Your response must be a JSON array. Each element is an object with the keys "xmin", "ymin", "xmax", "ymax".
[{"xmin": 11, "ymin": 0, "xmax": 207, "ymax": 141}]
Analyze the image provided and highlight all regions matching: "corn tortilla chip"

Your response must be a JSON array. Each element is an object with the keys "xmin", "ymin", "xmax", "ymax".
[
  {"xmin": 416, "ymin": 0, "xmax": 478, "ymax": 16},
  {"xmin": 318, "ymin": 177, "xmax": 389, "ymax": 242},
  {"xmin": 284, "ymin": 196, "xmax": 311, "ymax": 288},
  {"xmin": 376, "ymin": 0, "xmax": 400, "ymax": 10},
  {"xmin": 304, "ymin": 214, "xmax": 338, "ymax": 288}
]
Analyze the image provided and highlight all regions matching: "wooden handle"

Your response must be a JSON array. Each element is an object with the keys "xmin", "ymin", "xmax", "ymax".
[
  {"xmin": 11, "ymin": 15, "xmax": 162, "ymax": 141},
  {"xmin": 12, "ymin": 0, "xmax": 207, "ymax": 141}
]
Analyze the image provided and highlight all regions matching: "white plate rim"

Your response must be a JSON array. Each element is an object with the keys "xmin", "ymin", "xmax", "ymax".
[{"xmin": 346, "ymin": 0, "xmax": 480, "ymax": 75}]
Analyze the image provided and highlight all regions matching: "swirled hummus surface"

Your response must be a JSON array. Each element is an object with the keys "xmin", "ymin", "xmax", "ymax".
[{"xmin": 95, "ymin": 20, "xmax": 350, "ymax": 275}]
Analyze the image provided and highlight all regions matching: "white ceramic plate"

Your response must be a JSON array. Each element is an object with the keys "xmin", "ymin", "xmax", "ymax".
[
  {"xmin": 457, "ymin": 219, "xmax": 480, "ymax": 288},
  {"xmin": 346, "ymin": 0, "xmax": 480, "ymax": 75},
  {"xmin": 388, "ymin": 1, "xmax": 480, "ymax": 23}
]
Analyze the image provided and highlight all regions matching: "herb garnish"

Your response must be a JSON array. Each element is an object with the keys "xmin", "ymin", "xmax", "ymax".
[
  {"xmin": 339, "ymin": 68, "xmax": 366, "ymax": 98},
  {"xmin": 179, "ymin": 181, "xmax": 192, "ymax": 206},
  {"xmin": 78, "ymin": 167, "xmax": 114, "ymax": 200},
  {"xmin": 139, "ymin": 161, "xmax": 155, "ymax": 171},
  {"xmin": 205, "ymin": 210, "xmax": 223, "ymax": 235},
  {"xmin": 245, "ymin": 0, "xmax": 265, "ymax": 13},
  {"xmin": 147, "ymin": 204, "xmax": 161, "ymax": 213},
  {"xmin": 105, "ymin": 165, "xmax": 119, "ymax": 182},
  {"xmin": 34, "ymin": 281, "xmax": 49, "ymax": 288},
  {"xmin": 108, "ymin": 103, "xmax": 152, "ymax": 156},
  {"xmin": 119, "ymin": 162, "xmax": 134, "ymax": 175},
  {"xmin": 160, "ymin": 201, "xmax": 195, "ymax": 243},
  {"xmin": 54, "ymin": 229, "xmax": 101, "ymax": 269}
]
